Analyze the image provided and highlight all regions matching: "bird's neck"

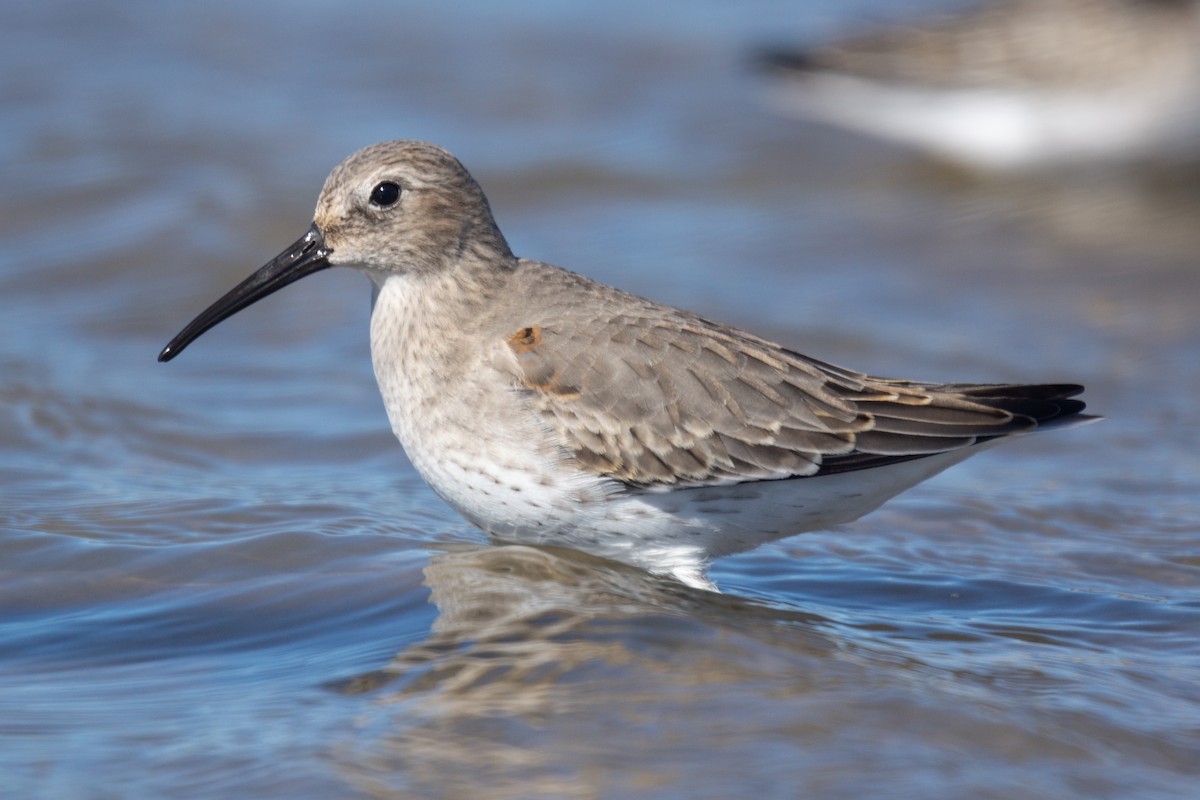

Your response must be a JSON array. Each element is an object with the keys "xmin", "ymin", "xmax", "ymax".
[{"xmin": 367, "ymin": 261, "xmax": 513, "ymax": 410}]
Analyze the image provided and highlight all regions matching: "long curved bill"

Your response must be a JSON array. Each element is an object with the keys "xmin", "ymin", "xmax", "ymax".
[{"xmin": 158, "ymin": 223, "xmax": 332, "ymax": 362}]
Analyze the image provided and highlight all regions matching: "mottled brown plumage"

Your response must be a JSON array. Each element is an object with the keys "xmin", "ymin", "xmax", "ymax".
[{"xmin": 492, "ymin": 259, "xmax": 1083, "ymax": 488}]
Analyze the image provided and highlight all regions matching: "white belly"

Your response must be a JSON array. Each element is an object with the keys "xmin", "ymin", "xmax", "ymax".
[
  {"xmin": 769, "ymin": 72, "xmax": 1200, "ymax": 169},
  {"xmin": 367, "ymin": 272, "xmax": 992, "ymax": 589}
]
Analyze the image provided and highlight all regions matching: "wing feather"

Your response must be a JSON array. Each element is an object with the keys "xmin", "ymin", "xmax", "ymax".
[{"xmin": 495, "ymin": 265, "xmax": 1087, "ymax": 489}]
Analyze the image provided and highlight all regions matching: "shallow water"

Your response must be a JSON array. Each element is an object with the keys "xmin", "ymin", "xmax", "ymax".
[{"xmin": 3, "ymin": 1, "xmax": 1199, "ymax": 798}]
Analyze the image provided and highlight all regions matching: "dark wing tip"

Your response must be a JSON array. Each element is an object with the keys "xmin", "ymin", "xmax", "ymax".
[
  {"xmin": 816, "ymin": 382, "xmax": 1096, "ymax": 476},
  {"xmin": 954, "ymin": 383, "xmax": 1091, "ymax": 427}
]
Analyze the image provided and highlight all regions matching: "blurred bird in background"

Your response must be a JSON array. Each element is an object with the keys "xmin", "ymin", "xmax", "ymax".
[{"xmin": 755, "ymin": 0, "xmax": 1200, "ymax": 171}]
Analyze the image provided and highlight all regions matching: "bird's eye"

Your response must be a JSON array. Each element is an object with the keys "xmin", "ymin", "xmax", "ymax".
[{"xmin": 370, "ymin": 181, "xmax": 402, "ymax": 208}]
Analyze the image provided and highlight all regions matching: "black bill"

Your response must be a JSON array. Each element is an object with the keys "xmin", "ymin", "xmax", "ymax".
[{"xmin": 158, "ymin": 223, "xmax": 332, "ymax": 362}]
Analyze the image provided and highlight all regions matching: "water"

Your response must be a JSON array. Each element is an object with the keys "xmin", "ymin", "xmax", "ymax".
[{"xmin": 3, "ymin": 1, "xmax": 1199, "ymax": 797}]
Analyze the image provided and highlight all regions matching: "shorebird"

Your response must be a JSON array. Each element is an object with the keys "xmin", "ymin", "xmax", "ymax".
[
  {"xmin": 160, "ymin": 141, "xmax": 1092, "ymax": 589},
  {"xmin": 756, "ymin": 0, "xmax": 1200, "ymax": 170}
]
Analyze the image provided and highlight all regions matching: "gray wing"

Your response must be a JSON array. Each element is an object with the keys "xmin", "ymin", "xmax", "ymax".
[
  {"xmin": 497, "ymin": 301, "xmax": 1084, "ymax": 489},
  {"xmin": 755, "ymin": 0, "xmax": 1183, "ymax": 90}
]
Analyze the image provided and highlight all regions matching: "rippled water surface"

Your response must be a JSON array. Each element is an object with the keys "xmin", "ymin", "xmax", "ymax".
[{"xmin": 3, "ymin": 1, "xmax": 1199, "ymax": 797}]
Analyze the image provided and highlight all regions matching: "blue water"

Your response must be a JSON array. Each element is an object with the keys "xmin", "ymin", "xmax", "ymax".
[{"xmin": 3, "ymin": 1, "xmax": 1199, "ymax": 797}]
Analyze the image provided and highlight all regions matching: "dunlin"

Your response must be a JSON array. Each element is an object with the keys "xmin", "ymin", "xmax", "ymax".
[
  {"xmin": 757, "ymin": 0, "xmax": 1200, "ymax": 170},
  {"xmin": 160, "ymin": 141, "xmax": 1092, "ymax": 588}
]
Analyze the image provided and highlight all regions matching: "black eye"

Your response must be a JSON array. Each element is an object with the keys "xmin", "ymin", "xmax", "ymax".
[{"xmin": 370, "ymin": 181, "xmax": 401, "ymax": 208}]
